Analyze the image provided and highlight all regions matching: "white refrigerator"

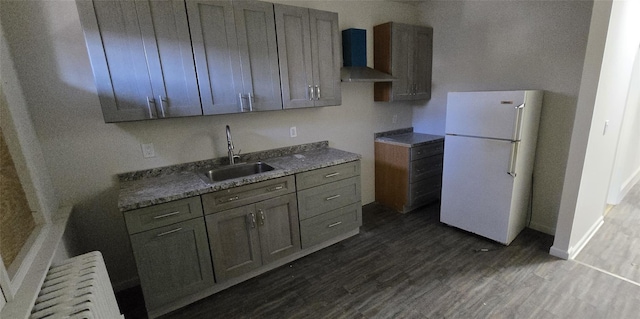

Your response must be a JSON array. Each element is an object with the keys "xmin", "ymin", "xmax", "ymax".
[{"xmin": 440, "ymin": 90, "xmax": 543, "ymax": 245}]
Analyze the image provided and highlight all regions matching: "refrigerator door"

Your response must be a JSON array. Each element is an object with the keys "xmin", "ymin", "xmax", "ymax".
[
  {"xmin": 440, "ymin": 135, "xmax": 515, "ymax": 244},
  {"xmin": 446, "ymin": 91, "xmax": 526, "ymax": 140}
]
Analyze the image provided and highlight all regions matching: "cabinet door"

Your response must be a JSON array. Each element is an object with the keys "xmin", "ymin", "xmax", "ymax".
[
  {"xmin": 206, "ymin": 205, "xmax": 261, "ymax": 282},
  {"xmin": 255, "ymin": 193, "xmax": 301, "ymax": 264},
  {"xmin": 130, "ymin": 218, "xmax": 214, "ymax": 310},
  {"xmin": 275, "ymin": 4, "xmax": 315, "ymax": 109},
  {"xmin": 309, "ymin": 9, "xmax": 341, "ymax": 107},
  {"xmin": 77, "ymin": 0, "xmax": 156, "ymax": 122},
  {"xmin": 234, "ymin": 1, "xmax": 282, "ymax": 112},
  {"xmin": 137, "ymin": 0, "xmax": 202, "ymax": 118},
  {"xmin": 391, "ymin": 23, "xmax": 414, "ymax": 101},
  {"xmin": 187, "ymin": 0, "xmax": 244, "ymax": 115},
  {"xmin": 413, "ymin": 26, "xmax": 433, "ymax": 100}
]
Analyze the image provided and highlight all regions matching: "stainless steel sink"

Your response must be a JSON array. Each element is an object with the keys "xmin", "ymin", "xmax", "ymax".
[{"xmin": 200, "ymin": 162, "xmax": 275, "ymax": 183}]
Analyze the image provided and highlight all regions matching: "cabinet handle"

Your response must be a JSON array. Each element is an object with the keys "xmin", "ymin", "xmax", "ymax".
[
  {"xmin": 146, "ymin": 96, "xmax": 155, "ymax": 119},
  {"xmin": 258, "ymin": 209, "xmax": 265, "ymax": 226},
  {"xmin": 315, "ymin": 85, "xmax": 320, "ymax": 100},
  {"xmin": 158, "ymin": 95, "xmax": 167, "ymax": 118},
  {"xmin": 327, "ymin": 221, "xmax": 342, "ymax": 228},
  {"xmin": 308, "ymin": 85, "xmax": 314, "ymax": 101},
  {"xmin": 267, "ymin": 185, "xmax": 283, "ymax": 192},
  {"xmin": 238, "ymin": 93, "xmax": 245, "ymax": 112},
  {"xmin": 248, "ymin": 92, "xmax": 254, "ymax": 112},
  {"xmin": 324, "ymin": 172, "xmax": 340, "ymax": 178},
  {"xmin": 249, "ymin": 212, "xmax": 256, "ymax": 228},
  {"xmin": 153, "ymin": 211, "xmax": 180, "ymax": 219},
  {"xmin": 156, "ymin": 227, "xmax": 182, "ymax": 237},
  {"xmin": 414, "ymin": 83, "xmax": 417, "ymax": 95},
  {"xmin": 325, "ymin": 194, "xmax": 341, "ymax": 201},
  {"xmin": 219, "ymin": 196, "xmax": 239, "ymax": 204}
]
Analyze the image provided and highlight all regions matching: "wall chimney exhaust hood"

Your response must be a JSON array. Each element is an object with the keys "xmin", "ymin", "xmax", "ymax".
[{"xmin": 341, "ymin": 28, "xmax": 396, "ymax": 82}]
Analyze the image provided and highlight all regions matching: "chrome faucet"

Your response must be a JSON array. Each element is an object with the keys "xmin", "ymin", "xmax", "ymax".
[{"xmin": 226, "ymin": 125, "xmax": 240, "ymax": 165}]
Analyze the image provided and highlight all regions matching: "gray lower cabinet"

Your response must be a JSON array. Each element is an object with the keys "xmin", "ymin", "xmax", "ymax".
[
  {"xmin": 296, "ymin": 161, "xmax": 362, "ymax": 249},
  {"xmin": 202, "ymin": 177, "xmax": 301, "ymax": 282},
  {"xmin": 373, "ymin": 22, "xmax": 433, "ymax": 102},
  {"xmin": 275, "ymin": 4, "xmax": 341, "ymax": 109},
  {"xmin": 187, "ymin": 0, "xmax": 282, "ymax": 114},
  {"xmin": 77, "ymin": 0, "xmax": 202, "ymax": 122},
  {"xmin": 125, "ymin": 198, "xmax": 214, "ymax": 311}
]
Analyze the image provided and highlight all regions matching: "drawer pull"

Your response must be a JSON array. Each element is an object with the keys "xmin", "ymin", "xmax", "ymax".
[
  {"xmin": 267, "ymin": 185, "xmax": 284, "ymax": 192},
  {"xmin": 324, "ymin": 172, "xmax": 340, "ymax": 178},
  {"xmin": 248, "ymin": 213, "xmax": 257, "ymax": 228},
  {"xmin": 327, "ymin": 221, "xmax": 342, "ymax": 228},
  {"xmin": 258, "ymin": 209, "xmax": 265, "ymax": 226},
  {"xmin": 219, "ymin": 196, "xmax": 240, "ymax": 203},
  {"xmin": 153, "ymin": 211, "xmax": 181, "ymax": 219},
  {"xmin": 156, "ymin": 228, "xmax": 182, "ymax": 237},
  {"xmin": 325, "ymin": 194, "xmax": 341, "ymax": 201}
]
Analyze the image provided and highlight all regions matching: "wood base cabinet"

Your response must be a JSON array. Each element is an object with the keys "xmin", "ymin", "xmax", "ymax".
[
  {"xmin": 205, "ymin": 193, "xmax": 301, "ymax": 282},
  {"xmin": 125, "ymin": 198, "xmax": 214, "ymax": 312},
  {"xmin": 375, "ymin": 139, "xmax": 443, "ymax": 213}
]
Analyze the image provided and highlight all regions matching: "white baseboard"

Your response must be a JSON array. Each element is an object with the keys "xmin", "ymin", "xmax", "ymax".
[
  {"xmin": 549, "ymin": 216, "xmax": 604, "ymax": 260},
  {"xmin": 618, "ymin": 166, "xmax": 640, "ymax": 202}
]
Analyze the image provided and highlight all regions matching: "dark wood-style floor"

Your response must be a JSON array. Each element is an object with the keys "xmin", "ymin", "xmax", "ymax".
[{"xmin": 117, "ymin": 201, "xmax": 640, "ymax": 319}]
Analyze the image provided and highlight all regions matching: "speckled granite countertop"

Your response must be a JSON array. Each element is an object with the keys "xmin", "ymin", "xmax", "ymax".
[
  {"xmin": 375, "ymin": 131, "xmax": 444, "ymax": 147},
  {"xmin": 118, "ymin": 142, "xmax": 361, "ymax": 212}
]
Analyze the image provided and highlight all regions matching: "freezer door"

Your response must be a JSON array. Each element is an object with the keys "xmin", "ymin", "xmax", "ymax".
[
  {"xmin": 446, "ymin": 91, "xmax": 526, "ymax": 140},
  {"xmin": 440, "ymin": 135, "xmax": 515, "ymax": 244}
]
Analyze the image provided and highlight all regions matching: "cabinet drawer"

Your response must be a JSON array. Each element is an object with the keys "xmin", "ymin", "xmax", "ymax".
[
  {"xmin": 124, "ymin": 197, "xmax": 203, "ymax": 234},
  {"xmin": 410, "ymin": 141, "xmax": 444, "ymax": 161},
  {"xmin": 409, "ymin": 174, "xmax": 442, "ymax": 206},
  {"xmin": 298, "ymin": 176, "xmax": 361, "ymax": 220},
  {"xmin": 300, "ymin": 202, "xmax": 362, "ymax": 249},
  {"xmin": 202, "ymin": 176, "xmax": 295, "ymax": 214},
  {"xmin": 296, "ymin": 161, "xmax": 360, "ymax": 190},
  {"xmin": 410, "ymin": 154, "xmax": 443, "ymax": 183}
]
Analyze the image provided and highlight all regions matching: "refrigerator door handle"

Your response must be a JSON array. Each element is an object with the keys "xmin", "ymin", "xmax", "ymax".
[
  {"xmin": 508, "ymin": 141, "xmax": 519, "ymax": 177},
  {"xmin": 512, "ymin": 103, "xmax": 525, "ymax": 140}
]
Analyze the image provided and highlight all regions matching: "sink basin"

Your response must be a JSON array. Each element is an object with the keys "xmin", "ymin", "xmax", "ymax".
[{"xmin": 200, "ymin": 162, "xmax": 275, "ymax": 183}]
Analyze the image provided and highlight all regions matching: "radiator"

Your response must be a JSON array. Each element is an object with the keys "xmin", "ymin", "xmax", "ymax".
[{"xmin": 30, "ymin": 251, "xmax": 123, "ymax": 319}]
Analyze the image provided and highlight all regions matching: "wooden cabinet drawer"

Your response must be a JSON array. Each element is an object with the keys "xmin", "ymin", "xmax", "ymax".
[
  {"xmin": 297, "ymin": 176, "xmax": 361, "ymax": 220},
  {"xmin": 124, "ymin": 197, "xmax": 203, "ymax": 234},
  {"xmin": 295, "ymin": 161, "xmax": 360, "ymax": 190},
  {"xmin": 300, "ymin": 202, "xmax": 362, "ymax": 249},
  {"xmin": 202, "ymin": 176, "xmax": 295, "ymax": 214},
  {"xmin": 410, "ymin": 154, "xmax": 443, "ymax": 183},
  {"xmin": 409, "ymin": 174, "xmax": 442, "ymax": 206},
  {"xmin": 411, "ymin": 141, "xmax": 444, "ymax": 161}
]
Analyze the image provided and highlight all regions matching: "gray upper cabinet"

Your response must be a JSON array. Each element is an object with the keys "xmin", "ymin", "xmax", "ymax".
[
  {"xmin": 187, "ymin": 0, "xmax": 282, "ymax": 115},
  {"xmin": 275, "ymin": 4, "xmax": 341, "ymax": 109},
  {"xmin": 374, "ymin": 22, "xmax": 433, "ymax": 102},
  {"xmin": 77, "ymin": 0, "xmax": 202, "ymax": 122}
]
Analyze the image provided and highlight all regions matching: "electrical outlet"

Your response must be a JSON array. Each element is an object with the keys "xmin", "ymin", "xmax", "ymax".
[
  {"xmin": 290, "ymin": 126, "xmax": 297, "ymax": 138},
  {"xmin": 141, "ymin": 143, "xmax": 155, "ymax": 158},
  {"xmin": 392, "ymin": 114, "xmax": 398, "ymax": 124}
]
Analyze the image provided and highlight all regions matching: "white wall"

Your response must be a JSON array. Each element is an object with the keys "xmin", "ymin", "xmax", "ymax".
[
  {"xmin": 552, "ymin": 0, "xmax": 640, "ymax": 259},
  {"xmin": 607, "ymin": 46, "xmax": 640, "ymax": 204},
  {"xmin": 1, "ymin": 0, "xmax": 423, "ymax": 289},
  {"xmin": 413, "ymin": 0, "xmax": 593, "ymax": 234}
]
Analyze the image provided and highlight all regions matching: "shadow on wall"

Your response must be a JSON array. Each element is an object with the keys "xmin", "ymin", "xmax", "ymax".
[{"xmin": 0, "ymin": 1, "xmax": 141, "ymax": 289}]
